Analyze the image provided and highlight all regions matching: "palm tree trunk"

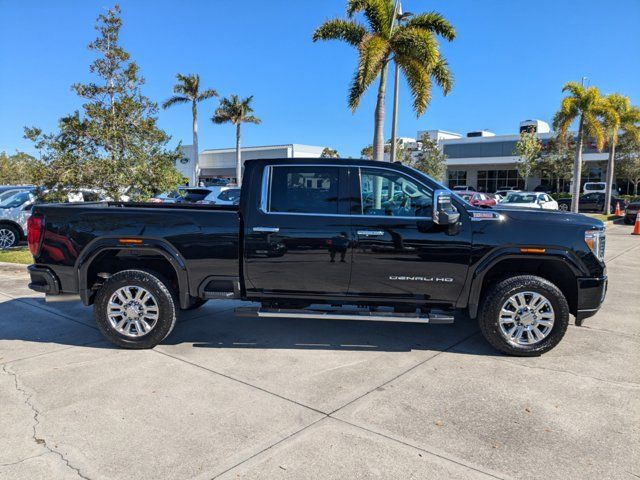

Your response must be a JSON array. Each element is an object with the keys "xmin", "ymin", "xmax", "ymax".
[
  {"xmin": 603, "ymin": 141, "xmax": 616, "ymax": 214},
  {"xmin": 373, "ymin": 63, "xmax": 388, "ymax": 162},
  {"xmin": 192, "ymin": 101, "xmax": 199, "ymax": 187},
  {"xmin": 235, "ymin": 123, "xmax": 242, "ymax": 186},
  {"xmin": 571, "ymin": 116, "xmax": 585, "ymax": 213}
]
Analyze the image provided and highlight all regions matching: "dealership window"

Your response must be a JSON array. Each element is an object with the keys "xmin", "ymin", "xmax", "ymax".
[
  {"xmin": 268, "ymin": 166, "xmax": 339, "ymax": 214},
  {"xmin": 447, "ymin": 170, "xmax": 467, "ymax": 188},
  {"xmin": 477, "ymin": 170, "xmax": 524, "ymax": 193}
]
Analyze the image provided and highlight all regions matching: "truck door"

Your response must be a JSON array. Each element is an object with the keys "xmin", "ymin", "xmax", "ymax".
[
  {"xmin": 243, "ymin": 164, "xmax": 353, "ymax": 297},
  {"xmin": 348, "ymin": 166, "xmax": 472, "ymax": 305}
]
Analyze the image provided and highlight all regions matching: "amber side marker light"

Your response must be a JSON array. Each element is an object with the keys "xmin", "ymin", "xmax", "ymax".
[
  {"xmin": 520, "ymin": 248, "xmax": 546, "ymax": 254},
  {"xmin": 119, "ymin": 238, "xmax": 143, "ymax": 245}
]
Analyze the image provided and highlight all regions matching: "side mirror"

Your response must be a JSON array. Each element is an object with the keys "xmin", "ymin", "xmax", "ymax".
[{"xmin": 433, "ymin": 190, "xmax": 460, "ymax": 225}]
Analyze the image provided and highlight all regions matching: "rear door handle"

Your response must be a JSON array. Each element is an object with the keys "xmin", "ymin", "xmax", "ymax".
[
  {"xmin": 357, "ymin": 230, "xmax": 384, "ymax": 236},
  {"xmin": 253, "ymin": 226, "xmax": 280, "ymax": 233}
]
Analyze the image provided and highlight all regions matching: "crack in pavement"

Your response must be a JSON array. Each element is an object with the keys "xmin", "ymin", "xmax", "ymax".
[
  {"xmin": 0, "ymin": 451, "xmax": 48, "ymax": 468},
  {"xmin": 1, "ymin": 364, "xmax": 91, "ymax": 479}
]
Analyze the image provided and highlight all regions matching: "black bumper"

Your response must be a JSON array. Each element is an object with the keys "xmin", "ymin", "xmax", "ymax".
[
  {"xmin": 575, "ymin": 276, "xmax": 607, "ymax": 326},
  {"xmin": 27, "ymin": 265, "xmax": 61, "ymax": 294}
]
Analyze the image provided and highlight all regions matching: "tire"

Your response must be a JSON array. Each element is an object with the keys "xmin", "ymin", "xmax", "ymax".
[
  {"xmin": 558, "ymin": 203, "xmax": 569, "ymax": 212},
  {"xmin": 478, "ymin": 275, "xmax": 569, "ymax": 357},
  {"xmin": 182, "ymin": 298, "xmax": 208, "ymax": 310},
  {"xmin": 94, "ymin": 269, "xmax": 178, "ymax": 349},
  {"xmin": 0, "ymin": 225, "xmax": 20, "ymax": 249}
]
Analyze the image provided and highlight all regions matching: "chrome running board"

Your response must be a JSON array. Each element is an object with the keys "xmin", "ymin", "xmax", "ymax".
[{"xmin": 234, "ymin": 306, "xmax": 454, "ymax": 324}]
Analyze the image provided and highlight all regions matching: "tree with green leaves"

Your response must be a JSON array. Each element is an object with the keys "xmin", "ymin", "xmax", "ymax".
[
  {"xmin": 602, "ymin": 94, "xmax": 640, "ymax": 213},
  {"xmin": 405, "ymin": 133, "xmax": 447, "ymax": 181},
  {"xmin": 25, "ymin": 5, "xmax": 183, "ymax": 201},
  {"xmin": 552, "ymin": 82, "xmax": 612, "ymax": 212},
  {"xmin": 513, "ymin": 130, "xmax": 542, "ymax": 190},
  {"xmin": 534, "ymin": 135, "xmax": 575, "ymax": 194},
  {"xmin": 163, "ymin": 73, "xmax": 218, "ymax": 185},
  {"xmin": 313, "ymin": 0, "xmax": 455, "ymax": 162},
  {"xmin": 212, "ymin": 95, "xmax": 261, "ymax": 186},
  {"xmin": 321, "ymin": 147, "xmax": 340, "ymax": 158},
  {"xmin": 0, "ymin": 151, "xmax": 38, "ymax": 185},
  {"xmin": 616, "ymin": 133, "xmax": 640, "ymax": 195}
]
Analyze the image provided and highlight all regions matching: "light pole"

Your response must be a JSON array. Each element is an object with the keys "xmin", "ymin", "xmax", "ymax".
[{"xmin": 389, "ymin": 5, "xmax": 413, "ymax": 163}]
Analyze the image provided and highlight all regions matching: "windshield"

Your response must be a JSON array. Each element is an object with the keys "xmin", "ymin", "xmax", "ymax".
[
  {"xmin": 502, "ymin": 193, "xmax": 538, "ymax": 203},
  {"xmin": 0, "ymin": 191, "xmax": 32, "ymax": 208},
  {"xmin": 0, "ymin": 190, "xmax": 22, "ymax": 202}
]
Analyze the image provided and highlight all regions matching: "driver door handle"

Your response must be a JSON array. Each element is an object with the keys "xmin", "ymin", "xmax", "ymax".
[{"xmin": 357, "ymin": 230, "xmax": 384, "ymax": 236}]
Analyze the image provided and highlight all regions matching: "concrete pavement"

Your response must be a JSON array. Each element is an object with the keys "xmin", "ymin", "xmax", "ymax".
[{"xmin": 1, "ymin": 223, "xmax": 638, "ymax": 479}]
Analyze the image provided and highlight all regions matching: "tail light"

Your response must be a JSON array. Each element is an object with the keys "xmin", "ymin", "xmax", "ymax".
[{"xmin": 27, "ymin": 215, "xmax": 44, "ymax": 256}]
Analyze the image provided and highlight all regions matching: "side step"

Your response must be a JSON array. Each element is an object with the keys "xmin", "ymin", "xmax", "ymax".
[{"xmin": 234, "ymin": 306, "xmax": 454, "ymax": 324}]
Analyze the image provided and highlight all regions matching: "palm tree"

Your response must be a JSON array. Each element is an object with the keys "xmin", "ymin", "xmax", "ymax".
[
  {"xmin": 602, "ymin": 94, "xmax": 640, "ymax": 214},
  {"xmin": 162, "ymin": 74, "xmax": 218, "ymax": 185},
  {"xmin": 313, "ymin": 0, "xmax": 455, "ymax": 161},
  {"xmin": 552, "ymin": 82, "xmax": 611, "ymax": 213},
  {"xmin": 212, "ymin": 95, "xmax": 261, "ymax": 185}
]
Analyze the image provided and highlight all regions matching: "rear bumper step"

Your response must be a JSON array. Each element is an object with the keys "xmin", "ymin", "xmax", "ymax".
[{"xmin": 235, "ymin": 306, "xmax": 454, "ymax": 324}]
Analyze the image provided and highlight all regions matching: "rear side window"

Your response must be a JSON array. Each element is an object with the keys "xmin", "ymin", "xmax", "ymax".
[
  {"xmin": 269, "ymin": 166, "xmax": 339, "ymax": 214},
  {"xmin": 183, "ymin": 189, "xmax": 211, "ymax": 202},
  {"xmin": 218, "ymin": 189, "xmax": 241, "ymax": 201}
]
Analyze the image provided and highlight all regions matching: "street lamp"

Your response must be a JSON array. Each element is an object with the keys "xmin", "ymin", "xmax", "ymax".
[{"xmin": 389, "ymin": 8, "xmax": 413, "ymax": 163}]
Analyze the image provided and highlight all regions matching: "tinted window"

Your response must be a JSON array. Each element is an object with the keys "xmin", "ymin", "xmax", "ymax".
[
  {"xmin": 218, "ymin": 188, "xmax": 241, "ymax": 201},
  {"xmin": 183, "ymin": 189, "xmax": 212, "ymax": 202},
  {"xmin": 0, "ymin": 191, "xmax": 32, "ymax": 208},
  {"xmin": 269, "ymin": 166, "xmax": 340, "ymax": 214},
  {"xmin": 359, "ymin": 168, "xmax": 432, "ymax": 217}
]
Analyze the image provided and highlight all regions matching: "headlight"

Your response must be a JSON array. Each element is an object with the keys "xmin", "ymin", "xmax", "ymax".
[{"xmin": 585, "ymin": 229, "xmax": 605, "ymax": 260}]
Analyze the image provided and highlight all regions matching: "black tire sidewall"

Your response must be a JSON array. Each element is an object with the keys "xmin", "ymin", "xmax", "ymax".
[
  {"xmin": 479, "ymin": 275, "xmax": 569, "ymax": 356},
  {"xmin": 94, "ymin": 269, "xmax": 177, "ymax": 349}
]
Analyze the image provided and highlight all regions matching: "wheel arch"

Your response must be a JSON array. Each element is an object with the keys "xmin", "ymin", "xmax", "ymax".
[
  {"xmin": 76, "ymin": 237, "xmax": 190, "ymax": 309},
  {"xmin": 467, "ymin": 251, "xmax": 583, "ymax": 319},
  {"xmin": 0, "ymin": 220, "xmax": 25, "ymax": 240}
]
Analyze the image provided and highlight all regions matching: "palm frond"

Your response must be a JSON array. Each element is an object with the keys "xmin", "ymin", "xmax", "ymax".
[
  {"xmin": 391, "ymin": 26, "xmax": 440, "ymax": 69},
  {"xmin": 583, "ymin": 112, "xmax": 606, "ymax": 150},
  {"xmin": 347, "ymin": 0, "xmax": 393, "ymax": 36},
  {"xmin": 561, "ymin": 81, "xmax": 585, "ymax": 99},
  {"xmin": 312, "ymin": 18, "xmax": 366, "ymax": 46},
  {"xmin": 348, "ymin": 34, "xmax": 389, "ymax": 111},
  {"xmin": 404, "ymin": 12, "xmax": 456, "ymax": 41},
  {"xmin": 162, "ymin": 95, "xmax": 190, "ymax": 109},
  {"xmin": 243, "ymin": 115, "xmax": 261, "ymax": 125},
  {"xmin": 430, "ymin": 58, "xmax": 453, "ymax": 95},
  {"xmin": 398, "ymin": 55, "xmax": 431, "ymax": 116},
  {"xmin": 198, "ymin": 89, "xmax": 218, "ymax": 101}
]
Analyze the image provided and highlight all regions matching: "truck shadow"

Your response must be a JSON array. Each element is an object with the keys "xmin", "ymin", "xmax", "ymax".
[{"xmin": 0, "ymin": 298, "xmax": 494, "ymax": 356}]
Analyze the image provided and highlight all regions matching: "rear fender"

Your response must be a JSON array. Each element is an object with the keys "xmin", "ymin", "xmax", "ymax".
[{"xmin": 75, "ymin": 236, "xmax": 190, "ymax": 308}]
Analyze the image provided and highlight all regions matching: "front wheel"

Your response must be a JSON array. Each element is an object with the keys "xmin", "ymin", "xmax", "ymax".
[
  {"xmin": 478, "ymin": 275, "xmax": 569, "ymax": 356},
  {"xmin": 0, "ymin": 225, "xmax": 20, "ymax": 249},
  {"xmin": 94, "ymin": 269, "xmax": 178, "ymax": 349}
]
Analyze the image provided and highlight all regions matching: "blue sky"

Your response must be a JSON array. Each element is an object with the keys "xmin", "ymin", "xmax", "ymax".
[{"xmin": 1, "ymin": 0, "xmax": 639, "ymax": 158}]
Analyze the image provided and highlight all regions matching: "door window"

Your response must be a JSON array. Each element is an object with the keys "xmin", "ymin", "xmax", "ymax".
[
  {"xmin": 358, "ymin": 168, "xmax": 432, "ymax": 217},
  {"xmin": 269, "ymin": 166, "xmax": 340, "ymax": 214}
]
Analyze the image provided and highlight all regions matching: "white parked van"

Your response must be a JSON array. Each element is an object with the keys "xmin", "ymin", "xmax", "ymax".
[{"xmin": 583, "ymin": 182, "xmax": 616, "ymax": 194}]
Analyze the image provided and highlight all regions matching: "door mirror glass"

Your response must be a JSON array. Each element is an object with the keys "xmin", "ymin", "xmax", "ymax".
[{"xmin": 433, "ymin": 190, "xmax": 460, "ymax": 225}]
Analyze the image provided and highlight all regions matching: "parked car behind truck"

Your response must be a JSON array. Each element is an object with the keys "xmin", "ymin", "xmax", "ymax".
[
  {"xmin": 27, "ymin": 158, "xmax": 607, "ymax": 356},
  {"xmin": 0, "ymin": 190, "xmax": 35, "ymax": 248}
]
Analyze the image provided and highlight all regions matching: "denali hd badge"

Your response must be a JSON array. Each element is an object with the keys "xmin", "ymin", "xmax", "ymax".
[{"xmin": 389, "ymin": 276, "xmax": 453, "ymax": 282}]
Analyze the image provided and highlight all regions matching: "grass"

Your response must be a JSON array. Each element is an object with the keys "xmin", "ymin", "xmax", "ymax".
[
  {"xmin": 584, "ymin": 213, "xmax": 622, "ymax": 222},
  {"xmin": 0, "ymin": 246, "xmax": 33, "ymax": 264}
]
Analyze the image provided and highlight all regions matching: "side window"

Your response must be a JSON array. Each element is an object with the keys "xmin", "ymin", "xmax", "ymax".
[
  {"xmin": 359, "ymin": 168, "xmax": 432, "ymax": 217},
  {"xmin": 269, "ymin": 166, "xmax": 340, "ymax": 214}
]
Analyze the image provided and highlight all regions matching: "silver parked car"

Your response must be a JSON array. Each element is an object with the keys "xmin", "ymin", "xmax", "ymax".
[{"xmin": 0, "ymin": 190, "xmax": 36, "ymax": 248}]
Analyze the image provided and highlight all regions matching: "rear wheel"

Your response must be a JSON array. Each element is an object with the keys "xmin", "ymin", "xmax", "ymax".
[
  {"xmin": 478, "ymin": 275, "xmax": 569, "ymax": 356},
  {"xmin": 558, "ymin": 203, "xmax": 569, "ymax": 211},
  {"xmin": 0, "ymin": 225, "xmax": 20, "ymax": 249},
  {"xmin": 94, "ymin": 269, "xmax": 177, "ymax": 349}
]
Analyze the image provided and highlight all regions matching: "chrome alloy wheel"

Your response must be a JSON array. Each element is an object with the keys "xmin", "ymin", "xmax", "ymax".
[
  {"xmin": 498, "ymin": 292, "xmax": 555, "ymax": 346},
  {"xmin": 107, "ymin": 286, "xmax": 159, "ymax": 337},
  {"xmin": 0, "ymin": 228, "xmax": 16, "ymax": 249}
]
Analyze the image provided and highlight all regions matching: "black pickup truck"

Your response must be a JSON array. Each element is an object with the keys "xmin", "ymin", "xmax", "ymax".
[{"xmin": 26, "ymin": 159, "xmax": 607, "ymax": 356}]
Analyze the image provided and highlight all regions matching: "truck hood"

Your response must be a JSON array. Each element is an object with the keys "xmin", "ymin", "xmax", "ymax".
[{"xmin": 491, "ymin": 206, "xmax": 604, "ymax": 229}]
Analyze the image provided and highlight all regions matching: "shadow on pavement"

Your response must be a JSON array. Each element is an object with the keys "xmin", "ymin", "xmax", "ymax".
[{"xmin": 0, "ymin": 297, "xmax": 493, "ymax": 355}]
